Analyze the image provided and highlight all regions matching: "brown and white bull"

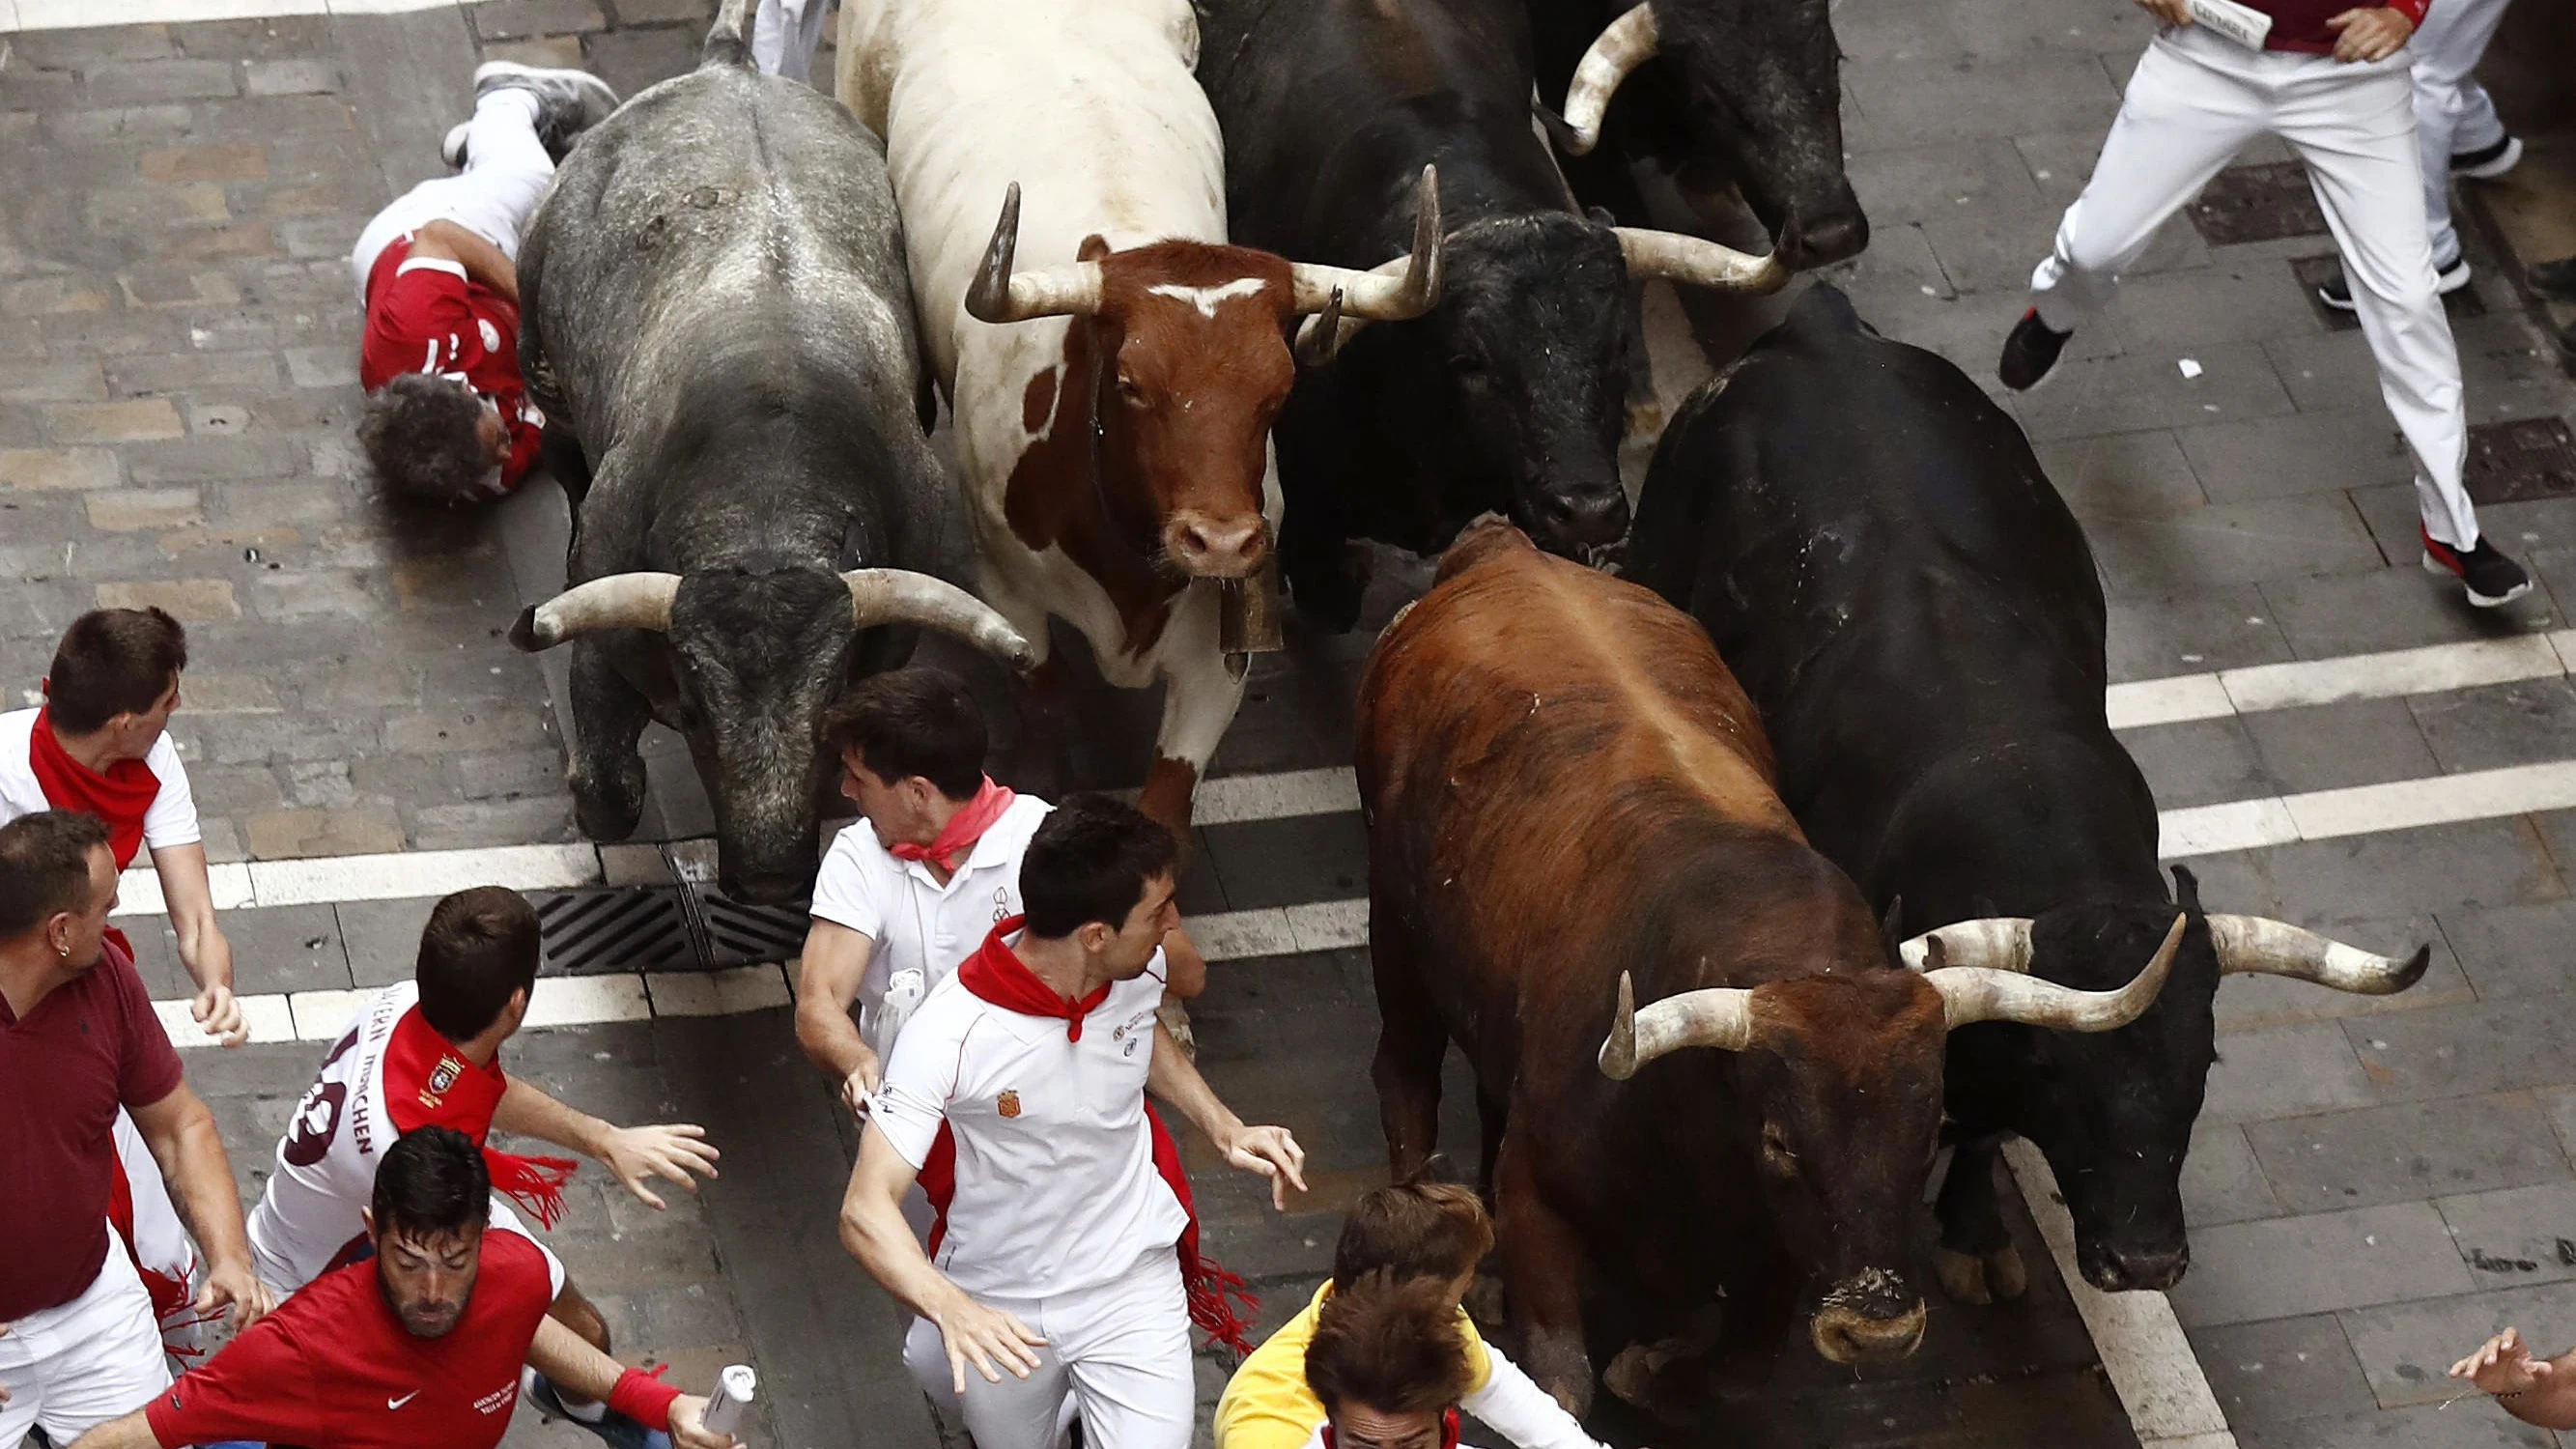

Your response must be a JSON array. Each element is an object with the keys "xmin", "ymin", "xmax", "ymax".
[
  {"xmin": 1357, "ymin": 522, "xmax": 2182, "ymax": 1415},
  {"xmin": 836, "ymin": 0, "xmax": 1441, "ymax": 829}
]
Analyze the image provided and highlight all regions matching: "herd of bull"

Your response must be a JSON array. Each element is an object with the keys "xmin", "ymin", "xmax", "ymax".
[{"xmin": 477, "ymin": 0, "xmax": 2438, "ymax": 1418}]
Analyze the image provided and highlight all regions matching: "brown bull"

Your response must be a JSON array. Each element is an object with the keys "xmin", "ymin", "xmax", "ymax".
[{"xmin": 1356, "ymin": 522, "xmax": 2181, "ymax": 1414}]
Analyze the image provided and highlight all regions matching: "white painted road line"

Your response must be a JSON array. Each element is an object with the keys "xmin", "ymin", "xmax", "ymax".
[{"xmin": 1191, "ymin": 767, "xmax": 1363, "ymax": 826}]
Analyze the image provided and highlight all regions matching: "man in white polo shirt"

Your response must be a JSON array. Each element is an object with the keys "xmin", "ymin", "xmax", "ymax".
[
  {"xmin": 795, "ymin": 668, "xmax": 1204, "ymax": 1117},
  {"xmin": 838, "ymin": 795, "xmax": 1302, "ymax": 1449}
]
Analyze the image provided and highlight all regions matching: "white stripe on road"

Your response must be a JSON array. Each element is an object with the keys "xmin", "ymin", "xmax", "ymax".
[
  {"xmin": 2104, "ymin": 631, "xmax": 2576, "ymax": 729},
  {"xmin": 156, "ymin": 966, "xmax": 789, "ymax": 1049}
]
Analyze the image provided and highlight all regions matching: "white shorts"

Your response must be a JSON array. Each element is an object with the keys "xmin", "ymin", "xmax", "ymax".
[
  {"xmin": 0, "ymin": 1244, "xmax": 173, "ymax": 1449},
  {"xmin": 901, "ymin": 1246, "xmax": 1193, "ymax": 1449}
]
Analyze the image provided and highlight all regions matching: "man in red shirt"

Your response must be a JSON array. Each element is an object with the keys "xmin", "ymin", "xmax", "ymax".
[
  {"xmin": 0, "ymin": 811, "xmax": 269, "ymax": 1447},
  {"xmin": 69, "ymin": 1126, "xmax": 739, "ymax": 1449},
  {"xmin": 352, "ymin": 61, "xmax": 617, "ymax": 503}
]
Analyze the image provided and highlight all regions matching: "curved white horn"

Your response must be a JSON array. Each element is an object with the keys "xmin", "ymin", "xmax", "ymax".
[
  {"xmin": 1561, "ymin": 3, "xmax": 1659, "ymax": 156},
  {"xmin": 964, "ymin": 183, "xmax": 1106, "ymax": 324},
  {"xmin": 507, "ymin": 573, "xmax": 682, "ymax": 651},
  {"xmin": 1599, "ymin": 971, "xmax": 1760, "ymax": 1079},
  {"xmin": 1898, "ymin": 918, "xmax": 2036, "ymax": 974},
  {"xmin": 2207, "ymin": 916, "xmax": 2432, "ymax": 995},
  {"xmin": 1614, "ymin": 228, "xmax": 1789, "ymax": 294},
  {"xmin": 1289, "ymin": 166, "xmax": 1444, "ymax": 323},
  {"xmin": 842, "ymin": 570, "xmax": 1037, "ymax": 672},
  {"xmin": 1927, "ymin": 914, "xmax": 2186, "ymax": 1033}
]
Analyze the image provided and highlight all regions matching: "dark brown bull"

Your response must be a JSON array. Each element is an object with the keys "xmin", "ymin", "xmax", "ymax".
[{"xmin": 1356, "ymin": 522, "xmax": 2181, "ymax": 1414}]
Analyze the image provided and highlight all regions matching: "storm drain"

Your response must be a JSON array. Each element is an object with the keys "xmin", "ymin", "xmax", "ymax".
[
  {"xmin": 2291, "ymin": 253, "xmax": 2485, "ymax": 331},
  {"xmin": 533, "ymin": 841, "xmax": 812, "ymax": 975},
  {"xmin": 2464, "ymin": 416, "xmax": 2576, "ymax": 504},
  {"xmin": 2189, "ymin": 162, "xmax": 2327, "ymax": 246}
]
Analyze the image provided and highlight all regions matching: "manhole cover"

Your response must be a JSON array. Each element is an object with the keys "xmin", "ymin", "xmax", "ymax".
[
  {"xmin": 2190, "ymin": 162, "xmax": 2327, "ymax": 246},
  {"xmin": 2464, "ymin": 416, "xmax": 2576, "ymax": 504},
  {"xmin": 534, "ymin": 888, "xmax": 694, "ymax": 976},
  {"xmin": 2289, "ymin": 254, "xmax": 2486, "ymax": 331},
  {"xmin": 691, "ymin": 894, "xmax": 811, "ymax": 969}
]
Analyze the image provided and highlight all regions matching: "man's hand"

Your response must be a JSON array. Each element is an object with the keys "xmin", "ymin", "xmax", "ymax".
[
  {"xmin": 199, "ymin": 1257, "xmax": 274, "ymax": 1329},
  {"xmin": 669, "ymin": 1394, "xmax": 743, "ymax": 1449},
  {"xmin": 841, "ymin": 1044, "xmax": 883, "ymax": 1118},
  {"xmin": 192, "ymin": 981, "xmax": 247, "ymax": 1046},
  {"xmin": 2453, "ymin": 1327, "xmax": 2552, "ymax": 1395},
  {"xmin": 2326, "ymin": 6, "xmax": 2413, "ymax": 60},
  {"xmin": 598, "ymin": 1123, "xmax": 721, "ymax": 1209},
  {"xmin": 932, "ymin": 1295, "xmax": 1048, "ymax": 1393},
  {"xmin": 2135, "ymin": 0, "xmax": 2193, "ymax": 23},
  {"xmin": 1212, "ymin": 1122, "xmax": 1309, "ymax": 1211}
]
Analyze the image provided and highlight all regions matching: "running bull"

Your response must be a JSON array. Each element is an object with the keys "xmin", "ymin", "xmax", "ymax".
[
  {"xmin": 1357, "ymin": 520, "xmax": 2182, "ymax": 1413},
  {"xmin": 509, "ymin": 4, "xmax": 1033, "ymax": 903},
  {"xmin": 1198, "ymin": 0, "xmax": 1784, "ymax": 629},
  {"xmin": 1626, "ymin": 285, "xmax": 2426, "ymax": 1301}
]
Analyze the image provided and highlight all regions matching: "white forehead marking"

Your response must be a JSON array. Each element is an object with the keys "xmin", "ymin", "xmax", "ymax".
[{"xmin": 1146, "ymin": 278, "xmax": 1269, "ymax": 317}]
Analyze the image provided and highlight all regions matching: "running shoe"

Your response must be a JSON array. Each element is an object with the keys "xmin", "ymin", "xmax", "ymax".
[
  {"xmin": 2450, "ymin": 134, "xmax": 2523, "ymax": 181},
  {"xmin": 524, "ymin": 1371, "xmax": 673, "ymax": 1449},
  {"xmin": 1996, "ymin": 307, "xmax": 2072, "ymax": 392},
  {"xmin": 440, "ymin": 120, "xmax": 470, "ymax": 168},
  {"xmin": 2528, "ymin": 255, "xmax": 2576, "ymax": 301},
  {"xmin": 2314, "ymin": 253, "xmax": 2471, "ymax": 313},
  {"xmin": 2422, "ymin": 526, "xmax": 2533, "ymax": 609},
  {"xmin": 470, "ymin": 61, "xmax": 620, "ymax": 162}
]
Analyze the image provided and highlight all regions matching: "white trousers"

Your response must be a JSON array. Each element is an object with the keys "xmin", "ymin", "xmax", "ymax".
[
  {"xmin": 901, "ymin": 1247, "xmax": 1194, "ymax": 1449},
  {"xmin": 0, "ymin": 1245, "xmax": 172, "ymax": 1449},
  {"xmin": 2030, "ymin": 24, "xmax": 2478, "ymax": 550},
  {"xmin": 2410, "ymin": 0, "xmax": 2513, "ymax": 261},
  {"xmin": 751, "ymin": 0, "xmax": 831, "ymax": 82},
  {"xmin": 349, "ymin": 88, "xmax": 555, "ymax": 302}
]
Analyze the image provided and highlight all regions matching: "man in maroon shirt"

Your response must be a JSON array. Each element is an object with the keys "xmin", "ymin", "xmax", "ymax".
[
  {"xmin": 70, "ymin": 1126, "xmax": 738, "ymax": 1449},
  {"xmin": 0, "ymin": 811, "xmax": 269, "ymax": 1447}
]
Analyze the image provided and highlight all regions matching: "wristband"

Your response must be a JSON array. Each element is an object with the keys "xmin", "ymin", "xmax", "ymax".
[
  {"xmin": 2388, "ymin": 0, "xmax": 2426, "ymax": 25},
  {"xmin": 608, "ymin": 1366, "xmax": 682, "ymax": 1432}
]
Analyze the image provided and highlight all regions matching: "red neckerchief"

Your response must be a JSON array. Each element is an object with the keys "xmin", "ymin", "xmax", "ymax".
[
  {"xmin": 382, "ymin": 1006, "xmax": 578, "ymax": 1229},
  {"xmin": 28, "ymin": 706, "xmax": 158, "ymax": 872},
  {"xmin": 916, "ymin": 919, "xmax": 1260, "ymax": 1354},
  {"xmin": 890, "ymin": 778, "xmax": 1017, "ymax": 876}
]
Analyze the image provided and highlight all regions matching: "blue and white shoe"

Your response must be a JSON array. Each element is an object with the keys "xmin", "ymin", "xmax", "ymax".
[{"xmin": 524, "ymin": 1370, "xmax": 673, "ymax": 1449}]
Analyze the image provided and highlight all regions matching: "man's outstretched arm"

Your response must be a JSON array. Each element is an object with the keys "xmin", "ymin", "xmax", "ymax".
[
  {"xmin": 837, "ymin": 1122, "xmax": 1046, "ymax": 1392},
  {"xmin": 1146, "ymin": 1021, "xmax": 1307, "ymax": 1209},
  {"xmin": 410, "ymin": 218, "xmax": 521, "ymax": 304},
  {"xmin": 494, "ymin": 1074, "xmax": 720, "ymax": 1209}
]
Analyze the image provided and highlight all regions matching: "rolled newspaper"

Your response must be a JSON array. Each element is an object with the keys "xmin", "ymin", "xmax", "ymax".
[
  {"xmin": 701, "ymin": 1365, "xmax": 757, "ymax": 1438},
  {"xmin": 2186, "ymin": 0, "xmax": 2273, "ymax": 48}
]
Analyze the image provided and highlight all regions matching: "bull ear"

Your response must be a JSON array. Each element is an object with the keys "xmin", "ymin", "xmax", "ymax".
[
  {"xmin": 1077, "ymin": 234, "xmax": 1112, "ymax": 264},
  {"xmin": 1586, "ymin": 205, "xmax": 1618, "ymax": 229},
  {"xmin": 2169, "ymin": 864, "xmax": 2202, "ymax": 914}
]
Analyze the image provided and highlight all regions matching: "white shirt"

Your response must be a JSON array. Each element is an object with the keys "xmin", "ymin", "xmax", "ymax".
[
  {"xmin": 869, "ymin": 939, "xmax": 1185, "ymax": 1300},
  {"xmin": 808, "ymin": 794, "xmax": 1053, "ymax": 1045},
  {"xmin": 0, "ymin": 707, "xmax": 200, "ymax": 847}
]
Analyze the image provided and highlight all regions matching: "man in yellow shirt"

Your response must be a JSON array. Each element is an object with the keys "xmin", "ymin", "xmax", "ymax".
[{"xmin": 1216, "ymin": 1182, "xmax": 1604, "ymax": 1449}]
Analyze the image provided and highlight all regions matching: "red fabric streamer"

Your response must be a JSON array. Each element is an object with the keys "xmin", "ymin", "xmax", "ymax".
[
  {"xmin": 27, "ymin": 706, "xmax": 159, "ymax": 871},
  {"xmin": 890, "ymin": 777, "xmax": 1018, "ymax": 875},
  {"xmin": 382, "ymin": 1007, "xmax": 579, "ymax": 1229}
]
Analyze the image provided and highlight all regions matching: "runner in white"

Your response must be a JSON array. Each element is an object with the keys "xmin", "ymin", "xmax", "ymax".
[
  {"xmin": 795, "ymin": 668, "xmax": 1204, "ymax": 1118},
  {"xmin": 838, "ymin": 795, "xmax": 1303, "ymax": 1449},
  {"xmin": 751, "ymin": 0, "xmax": 831, "ymax": 81}
]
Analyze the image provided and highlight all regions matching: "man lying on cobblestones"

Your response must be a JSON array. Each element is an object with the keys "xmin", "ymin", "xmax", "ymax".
[
  {"xmin": 68, "ymin": 1126, "xmax": 739, "ymax": 1449},
  {"xmin": 242, "ymin": 887, "xmax": 719, "ymax": 1449},
  {"xmin": 353, "ymin": 61, "xmax": 617, "ymax": 503},
  {"xmin": 2451, "ymin": 1324, "xmax": 2576, "ymax": 1430},
  {"xmin": 1996, "ymin": 0, "xmax": 2534, "ymax": 608},
  {"xmin": 0, "ymin": 811, "xmax": 269, "ymax": 1449},
  {"xmin": 1299, "ymin": 1271, "xmax": 1488, "ymax": 1449},
  {"xmin": 1216, "ymin": 1181, "xmax": 1606, "ymax": 1449},
  {"xmin": 796, "ymin": 668, "xmax": 1205, "ymax": 1122},
  {"xmin": 0, "ymin": 609, "xmax": 247, "ymax": 1373},
  {"xmin": 838, "ymin": 796, "xmax": 1301, "ymax": 1449}
]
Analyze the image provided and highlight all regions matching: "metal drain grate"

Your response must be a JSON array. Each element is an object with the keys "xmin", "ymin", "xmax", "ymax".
[
  {"xmin": 693, "ymin": 895, "xmax": 812, "ymax": 968},
  {"xmin": 535, "ymin": 888, "xmax": 695, "ymax": 976},
  {"xmin": 2290, "ymin": 254, "xmax": 2486, "ymax": 331},
  {"xmin": 2189, "ymin": 162, "xmax": 2327, "ymax": 246},
  {"xmin": 2464, "ymin": 416, "xmax": 2576, "ymax": 504}
]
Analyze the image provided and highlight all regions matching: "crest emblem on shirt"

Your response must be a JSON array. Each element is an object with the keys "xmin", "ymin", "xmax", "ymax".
[
  {"xmin": 423, "ymin": 1055, "xmax": 463, "ymax": 1104},
  {"xmin": 998, "ymin": 1089, "xmax": 1022, "ymax": 1119}
]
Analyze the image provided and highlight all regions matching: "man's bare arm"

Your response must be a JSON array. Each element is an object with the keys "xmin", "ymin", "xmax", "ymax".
[
  {"xmin": 837, "ymin": 1122, "xmax": 1045, "ymax": 1391},
  {"xmin": 128, "ymin": 1080, "xmax": 271, "ymax": 1326},
  {"xmin": 1145, "ymin": 1022, "xmax": 1307, "ymax": 1209},
  {"xmin": 793, "ymin": 921, "xmax": 881, "ymax": 1112},
  {"xmin": 65, "ymin": 1407, "xmax": 162, "ymax": 1449},
  {"xmin": 493, "ymin": 1075, "xmax": 719, "ymax": 1210},
  {"xmin": 1160, "ymin": 926, "xmax": 1208, "ymax": 1000},
  {"xmin": 526, "ymin": 1318, "xmax": 734, "ymax": 1449},
  {"xmin": 409, "ymin": 218, "xmax": 521, "ymax": 304},
  {"xmin": 151, "ymin": 842, "xmax": 243, "ymax": 1046}
]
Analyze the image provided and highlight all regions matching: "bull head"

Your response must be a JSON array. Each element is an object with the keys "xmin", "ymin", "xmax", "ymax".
[
  {"xmin": 511, "ymin": 569, "xmax": 1034, "ymax": 667},
  {"xmin": 1895, "ymin": 913, "xmax": 2428, "ymax": 994}
]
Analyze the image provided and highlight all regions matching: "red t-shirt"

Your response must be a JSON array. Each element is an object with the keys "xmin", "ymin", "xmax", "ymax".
[
  {"xmin": 358, "ymin": 238, "xmax": 542, "ymax": 491},
  {"xmin": 146, "ymin": 1224, "xmax": 565, "ymax": 1449},
  {"xmin": 0, "ymin": 933, "xmax": 184, "ymax": 1321},
  {"xmin": 2250, "ymin": 0, "xmax": 2429, "ymax": 52}
]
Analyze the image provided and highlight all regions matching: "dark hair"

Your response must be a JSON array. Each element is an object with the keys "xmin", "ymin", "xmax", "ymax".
[
  {"xmin": 374, "ymin": 1125, "xmax": 493, "ymax": 1243},
  {"xmin": 415, "ymin": 886, "xmax": 541, "ymax": 1039},
  {"xmin": 1305, "ymin": 1271, "xmax": 1472, "ymax": 1420},
  {"xmin": 821, "ymin": 668, "xmax": 987, "ymax": 801},
  {"xmin": 358, "ymin": 373, "xmax": 494, "ymax": 503},
  {"xmin": 1020, "ymin": 794, "xmax": 1179, "ymax": 939},
  {"xmin": 1332, "ymin": 1181, "xmax": 1494, "ymax": 1286},
  {"xmin": 47, "ymin": 608, "xmax": 187, "ymax": 734},
  {"xmin": 0, "ymin": 811, "xmax": 112, "ymax": 938}
]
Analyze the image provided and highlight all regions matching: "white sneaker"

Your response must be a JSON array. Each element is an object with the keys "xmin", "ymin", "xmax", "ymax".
[
  {"xmin": 2316, "ymin": 254, "xmax": 2471, "ymax": 313},
  {"xmin": 440, "ymin": 120, "xmax": 469, "ymax": 168},
  {"xmin": 2450, "ymin": 134, "xmax": 2523, "ymax": 182}
]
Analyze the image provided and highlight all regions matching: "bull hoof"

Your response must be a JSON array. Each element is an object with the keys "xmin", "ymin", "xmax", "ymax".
[
  {"xmin": 1984, "ymin": 1244, "xmax": 2028, "ymax": 1300},
  {"xmin": 1602, "ymin": 1338, "xmax": 1709, "ymax": 1424},
  {"xmin": 1155, "ymin": 998, "xmax": 1197, "ymax": 1062},
  {"xmin": 570, "ymin": 755, "xmax": 646, "ymax": 842},
  {"xmin": 1935, "ymin": 1247, "xmax": 1992, "ymax": 1306}
]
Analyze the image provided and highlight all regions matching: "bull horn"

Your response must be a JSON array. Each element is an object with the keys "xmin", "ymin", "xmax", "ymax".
[
  {"xmin": 1288, "ymin": 165, "xmax": 1444, "ymax": 323},
  {"xmin": 1292, "ymin": 285, "xmax": 1351, "ymax": 367},
  {"xmin": 1599, "ymin": 971, "xmax": 1758, "ymax": 1079},
  {"xmin": 1926, "ymin": 914, "xmax": 2185, "ymax": 1033},
  {"xmin": 841, "ymin": 570, "xmax": 1037, "ymax": 672},
  {"xmin": 1614, "ymin": 227, "xmax": 1788, "ymax": 294},
  {"xmin": 507, "ymin": 573, "xmax": 682, "ymax": 651},
  {"xmin": 1561, "ymin": 3, "xmax": 1659, "ymax": 156},
  {"xmin": 964, "ymin": 183, "xmax": 1106, "ymax": 324},
  {"xmin": 1898, "ymin": 918, "xmax": 2035, "ymax": 974},
  {"xmin": 2206, "ymin": 916, "xmax": 2432, "ymax": 995}
]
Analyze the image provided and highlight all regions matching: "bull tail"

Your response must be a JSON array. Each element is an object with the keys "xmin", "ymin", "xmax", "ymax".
[{"xmin": 700, "ymin": 0, "xmax": 756, "ymax": 69}]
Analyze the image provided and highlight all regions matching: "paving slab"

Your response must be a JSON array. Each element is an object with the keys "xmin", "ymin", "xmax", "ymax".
[
  {"xmin": 2242, "ymin": 1093, "xmax": 2571, "ymax": 1215},
  {"xmin": 2437, "ymin": 1181, "xmax": 2576, "ymax": 1291},
  {"xmin": 2339, "ymin": 1280, "xmax": 2576, "ymax": 1410},
  {"xmin": 2186, "ymin": 1313, "xmax": 2378, "ymax": 1427},
  {"xmin": 2165, "ymin": 1201, "xmax": 2477, "ymax": 1327}
]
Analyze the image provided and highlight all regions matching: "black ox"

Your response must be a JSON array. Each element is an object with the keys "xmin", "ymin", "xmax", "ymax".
[
  {"xmin": 1196, "ymin": 0, "xmax": 1780, "ymax": 629},
  {"xmin": 1627, "ymin": 286, "xmax": 2426, "ymax": 1298},
  {"xmin": 510, "ymin": 3, "xmax": 1032, "ymax": 903}
]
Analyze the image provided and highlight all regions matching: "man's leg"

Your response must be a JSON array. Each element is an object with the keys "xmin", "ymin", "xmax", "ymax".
[
  {"xmin": 441, "ymin": 88, "xmax": 556, "ymax": 261},
  {"xmin": 902, "ymin": 1309, "xmax": 1072, "ymax": 1449},
  {"xmin": 1059, "ymin": 1250, "xmax": 1196, "ymax": 1449},
  {"xmin": 2410, "ymin": 0, "xmax": 2518, "ymax": 263},
  {"xmin": 29, "ymin": 1250, "xmax": 171, "ymax": 1445}
]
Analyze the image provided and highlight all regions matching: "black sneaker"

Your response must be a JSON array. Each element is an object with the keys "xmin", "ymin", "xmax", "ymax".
[
  {"xmin": 2529, "ymin": 256, "xmax": 2576, "ymax": 302},
  {"xmin": 1997, "ymin": 307, "xmax": 2071, "ymax": 392},
  {"xmin": 2450, "ymin": 134, "xmax": 2522, "ymax": 181},
  {"xmin": 471, "ymin": 61, "xmax": 620, "ymax": 162},
  {"xmin": 2316, "ymin": 254, "xmax": 2470, "ymax": 312},
  {"xmin": 2422, "ymin": 526, "xmax": 2533, "ymax": 609}
]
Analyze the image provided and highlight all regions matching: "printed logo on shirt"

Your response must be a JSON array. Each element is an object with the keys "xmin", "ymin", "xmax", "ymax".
[
  {"xmin": 422, "ymin": 1055, "xmax": 463, "ymax": 1105},
  {"xmin": 477, "ymin": 317, "xmax": 502, "ymax": 353},
  {"xmin": 473, "ymin": 1382, "xmax": 517, "ymax": 1415},
  {"xmin": 997, "ymin": 1089, "xmax": 1022, "ymax": 1119},
  {"xmin": 388, "ymin": 1391, "xmax": 419, "ymax": 1410},
  {"xmin": 282, "ymin": 1080, "xmax": 349, "ymax": 1168}
]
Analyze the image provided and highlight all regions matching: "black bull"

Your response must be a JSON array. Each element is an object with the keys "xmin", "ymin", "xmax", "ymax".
[{"xmin": 1626, "ymin": 284, "xmax": 2428, "ymax": 1297}]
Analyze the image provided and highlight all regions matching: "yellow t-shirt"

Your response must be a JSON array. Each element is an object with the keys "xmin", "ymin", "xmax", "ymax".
[{"xmin": 1214, "ymin": 1281, "xmax": 1494, "ymax": 1449}]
